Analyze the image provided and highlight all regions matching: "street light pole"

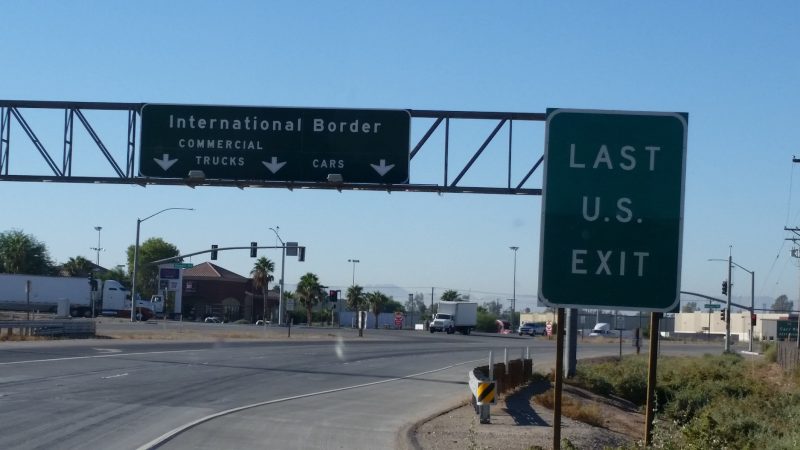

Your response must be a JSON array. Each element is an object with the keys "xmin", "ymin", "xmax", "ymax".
[
  {"xmin": 269, "ymin": 227, "xmax": 286, "ymax": 325},
  {"xmin": 130, "ymin": 207, "xmax": 193, "ymax": 322},
  {"xmin": 510, "ymin": 246, "xmax": 519, "ymax": 330},
  {"xmin": 729, "ymin": 261, "xmax": 755, "ymax": 352},
  {"xmin": 709, "ymin": 254, "xmax": 754, "ymax": 352},
  {"xmin": 91, "ymin": 226, "xmax": 103, "ymax": 266},
  {"xmin": 348, "ymin": 259, "xmax": 360, "ymax": 286}
]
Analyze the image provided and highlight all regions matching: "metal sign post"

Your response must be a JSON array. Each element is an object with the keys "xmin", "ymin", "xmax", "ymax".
[{"xmin": 644, "ymin": 312, "xmax": 662, "ymax": 446}]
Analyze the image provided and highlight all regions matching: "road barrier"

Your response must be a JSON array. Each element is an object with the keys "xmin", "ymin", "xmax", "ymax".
[
  {"xmin": 0, "ymin": 320, "xmax": 95, "ymax": 339},
  {"xmin": 468, "ymin": 348, "xmax": 533, "ymax": 424}
]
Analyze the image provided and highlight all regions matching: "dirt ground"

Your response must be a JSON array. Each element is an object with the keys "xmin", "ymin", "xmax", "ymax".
[{"xmin": 411, "ymin": 381, "xmax": 644, "ymax": 450}]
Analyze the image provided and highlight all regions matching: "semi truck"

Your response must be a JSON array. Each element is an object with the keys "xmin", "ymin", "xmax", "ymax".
[
  {"xmin": 429, "ymin": 301, "xmax": 478, "ymax": 335},
  {"xmin": 0, "ymin": 273, "xmax": 160, "ymax": 319}
]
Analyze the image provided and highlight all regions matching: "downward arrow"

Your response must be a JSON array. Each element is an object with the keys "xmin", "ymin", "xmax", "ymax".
[
  {"xmin": 153, "ymin": 154, "xmax": 178, "ymax": 171},
  {"xmin": 262, "ymin": 157, "xmax": 287, "ymax": 174},
  {"xmin": 370, "ymin": 159, "xmax": 395, "ymax": 176}
]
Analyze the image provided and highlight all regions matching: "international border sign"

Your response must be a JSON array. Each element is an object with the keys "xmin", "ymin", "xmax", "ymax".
[
  {"xmin": 539, "ymin": 109, "xmax": 688, "ymax": 311},
  {"xmin": 139, "ymin": 104, "xmax": 410, "ymax": 183}
]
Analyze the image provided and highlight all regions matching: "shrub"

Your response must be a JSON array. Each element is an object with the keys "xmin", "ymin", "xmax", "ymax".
[
  {"xmin": 763, "ymin": 341, "xmax": 777, "ymax": 363},
  {"xmin": 476, "ymin": 310, "xmax": 499, "ymax": 332}
]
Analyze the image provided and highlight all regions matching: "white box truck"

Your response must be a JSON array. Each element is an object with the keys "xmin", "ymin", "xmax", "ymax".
[
  {"xmin": 0, "ymin": 273, "xmax": 159, "ymax": 319},
  {"xmin": 429, "ymin": 301, "xmax": 478, "ymax": 335}
]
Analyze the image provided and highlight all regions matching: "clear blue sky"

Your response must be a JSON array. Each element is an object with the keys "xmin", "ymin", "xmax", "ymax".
[{"xmin": 2, "ymin": 2, "xmax": 799, "ymax": 312}]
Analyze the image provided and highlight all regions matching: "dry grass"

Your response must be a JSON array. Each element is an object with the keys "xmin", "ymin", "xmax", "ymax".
[{"xmin": 533, "ymin": 388, "xmax": 604, "ymax": 427}]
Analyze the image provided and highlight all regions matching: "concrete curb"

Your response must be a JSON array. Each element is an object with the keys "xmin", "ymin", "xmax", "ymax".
[{"xmin": 398, "ymin": 397, "xmax": 473, "ymax": 450}]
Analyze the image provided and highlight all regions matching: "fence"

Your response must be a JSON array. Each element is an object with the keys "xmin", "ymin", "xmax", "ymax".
[{"xmin": 777, "ymin": 341, "xmax": 800, "ymax": 373}]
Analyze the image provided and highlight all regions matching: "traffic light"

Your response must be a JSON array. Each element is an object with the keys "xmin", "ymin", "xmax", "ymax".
[
  {"xmin": 298, "ymin": 246, "xmax": 305, "ymax": 262},
  {"xmin": 87, "ymin": 273, "xmax": 97, "ymax": 291},
  {"xmin": 720, "ymin": 310, "xmax": 726, "ymax": 321},
  {"xmin": 721, "ymin": 280, "xmax": 728, "ymax": 295},
  {"xmin": 250, "ymin": 242, "xmax": 257, "ymax": 258},
  {"xmin": 751, "ymin": 313, "xmax": 757, "ymax": 326},
  {"xmin": 211, "ymin": 244, "xmax": 218, "ymax": 260},
  {"xmin": 329, "ymin": 290, "xmax": 338, "ymax": 302}
]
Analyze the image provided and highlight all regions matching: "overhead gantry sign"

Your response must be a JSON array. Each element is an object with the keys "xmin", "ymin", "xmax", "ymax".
[{"xmin": 140, "ymin": 104, "xmax": 410, "ymax": 184}]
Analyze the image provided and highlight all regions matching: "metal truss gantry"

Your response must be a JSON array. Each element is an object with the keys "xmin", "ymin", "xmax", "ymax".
[{"xmin": 0, "ymin": 100, "xmax": 544, "ymax": 195}]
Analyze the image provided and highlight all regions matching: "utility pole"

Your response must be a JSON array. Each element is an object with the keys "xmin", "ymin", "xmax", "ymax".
[
  {"xmin": 725, "ymin": 248, "xmax": 732, "ymax": 352},
  {"xmin": 785, "ymin": 227, "xmax": 800, "ymax": 347}
]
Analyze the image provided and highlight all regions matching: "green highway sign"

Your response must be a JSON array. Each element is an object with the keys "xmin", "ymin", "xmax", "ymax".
[
  {"xmin": 539, "ymin": 108, "xmax": 688, "ymax": 312},
  {"xmin": 777, "ymin": 320, "xmax": 798, "ymax": 340},
  {"xmin": 704, "ymin": 303, "xmax": 721, "ymax": 309},
  {"xmin": 172, "ymin": 263, "xmax": 193, "ymax": 269},
  {"xmin": 139, "ymin": 104, "xmax": 410, "ymax": 183}
]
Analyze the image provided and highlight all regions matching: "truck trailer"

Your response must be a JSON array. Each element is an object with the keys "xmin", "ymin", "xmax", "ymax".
[
  {"xmin": 429, "ymin": 301, "xmax": 478, "ymax": 335},
  {"xmin": 0, "ymin": 273, "xmax": 159, "ymax": 319}
]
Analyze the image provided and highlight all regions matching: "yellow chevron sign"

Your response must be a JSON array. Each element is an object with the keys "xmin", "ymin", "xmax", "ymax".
[{"xmin": 476, "ymin": 382, "xmax": 495, "ymax": 405}]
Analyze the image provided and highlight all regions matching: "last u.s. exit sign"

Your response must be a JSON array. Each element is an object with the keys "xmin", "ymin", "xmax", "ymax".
[{"xmin": 538, "ymin": 109, "xmax": 688, "ymax": 312}]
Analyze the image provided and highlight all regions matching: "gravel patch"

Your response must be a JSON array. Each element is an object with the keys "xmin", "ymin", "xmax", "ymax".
[{"xmin": 411, "ymin": 381, "xmax": 642, "ymax": 450}]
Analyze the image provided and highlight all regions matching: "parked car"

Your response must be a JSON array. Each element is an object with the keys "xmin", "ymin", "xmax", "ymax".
[
  {"xmin": 518, "ymin": 322, "xmax": 546, "ymax": 336},
  {"xmin": 518, "ymin": 322, "xmax": 536, "ymax": 336},
  {"xmin": 204, "ymin": 316, "xmax": 222, "ymax": 323}
]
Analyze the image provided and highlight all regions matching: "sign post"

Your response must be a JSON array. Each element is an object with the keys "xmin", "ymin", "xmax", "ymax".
[{"xmin": 140, "ymin": 104, "xmax": 410, "ymax": 183}]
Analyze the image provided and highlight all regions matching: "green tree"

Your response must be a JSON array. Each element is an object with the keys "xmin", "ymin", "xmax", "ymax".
[
  {"xmin": 384, "ymin": 298, "xmax": 404, "ymax": 313},
  {"xmin": 346, "ymin": 285, "xmax": 366, "ymax": 336},
  {"xmin": 772, "ymin": 294, "xmax": 793, "ymax": 313},
  {"xmin": 61, "ymin": 256, "xmax": 94, "ymax": 277},
  {"xmin": 0, "ymin": 229, "xmax": 55, "ymax": 274},
  {"xmin": 405, "ymin": 293, "xmax": 427, "ymax": 318},
  {"xmin": 346, "ymin": 285, "xmax": 366, "ymax": 311},
  {"xmin": 295, "ymin": 272, "xmax": 324, "ymax": 326},
  {"xmin": 681, "ymin": 301, "xmax": 698, "ymax": 313},
  {"xmin": 366, "ymin": 291, "xmax": 390, "ymax": 329},
  {"xmin": 126, "ymin": 238, "xmax": 180, "ymax": 298},
  {"xmin": 250, "ymin": 257, "xmax": 275, "ymax": 322},
  {"xmin": 440, "ymin": 289, "xmax": 462, "ymax": 302},
  {"xmin": 100, "ymin": 265, "xmax": 130, "ymax": 286},
  {"xmin": 483, "ymin": 299, "xmax": 503, "ymax": 316}
]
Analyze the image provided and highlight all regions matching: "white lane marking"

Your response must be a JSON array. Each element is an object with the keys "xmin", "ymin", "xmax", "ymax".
[
  {"xmin": 101, "ymin": 373, "xmax": 129, "ymax": 379},
  {"xmin": 137, "ymin": 358, "xmax": 484, "ymax": 450},
  {"xmin": 93, "ymin": 348, "xmax": 123, "ymax": 354},
  {"xmin": 0, "ymin": 349, "xmax": 203, "ymax": 366}
]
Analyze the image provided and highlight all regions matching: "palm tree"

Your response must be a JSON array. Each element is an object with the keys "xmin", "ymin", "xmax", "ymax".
[
  {"xmin": 61, "ymin": 256, "xmax": 94, "ymax": 277},
  {"xmin": 367, "ymin": 291, "xmax": 390, "ymax": 329},
  {"xmin": 346, "ymin": 285, "xmax": 366, "ymax": 336},
  {"xmin": 250, "ymin": 257, "xmax": 275, "ymax": 322},
  {"xmin": 295, "ymin": 272, "xmax": 324, "ymax": 326},
  {"xmin": 440, "ymin": 289, "xmax": 462, "ymax": 302}
]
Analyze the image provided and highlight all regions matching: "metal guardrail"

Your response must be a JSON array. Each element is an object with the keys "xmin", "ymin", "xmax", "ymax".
[{"xmin": 0, "ymin": 320, "xmax": 96, "ymax": 338}]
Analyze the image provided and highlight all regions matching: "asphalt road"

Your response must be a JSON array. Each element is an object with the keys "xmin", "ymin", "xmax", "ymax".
[{"xmin": 0, "ymin": 328, "xmax": 722, "ymax": 450}]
